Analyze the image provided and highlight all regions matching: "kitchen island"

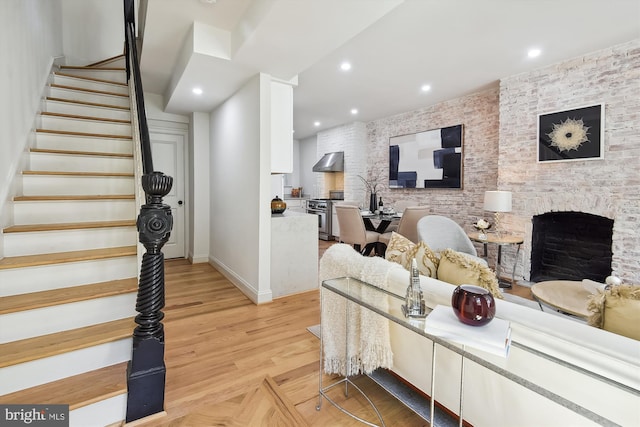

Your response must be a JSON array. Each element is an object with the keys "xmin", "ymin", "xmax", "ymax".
[{"xmin": 271, "ymin": 211, "xmax": 318, "ymax": 298}]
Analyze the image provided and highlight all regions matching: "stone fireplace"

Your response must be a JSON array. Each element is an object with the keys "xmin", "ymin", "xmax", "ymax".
[{"xmin": 530, "ymin": 211, "xmax": 613, "ymax": 283}]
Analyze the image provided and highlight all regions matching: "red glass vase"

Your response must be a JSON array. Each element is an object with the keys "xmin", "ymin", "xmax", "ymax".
[{"xmin": 451, "ymin": 285, "xmax": 496, "ymax": 326}]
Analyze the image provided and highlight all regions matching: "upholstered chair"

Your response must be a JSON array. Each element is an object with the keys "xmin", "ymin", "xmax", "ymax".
[
  {"xmin": 334, "ymin": 205, "xmax": 381, "ymax": 256},
  {"xmin": 416, "ymin": 215, "xmax": 479, "ymax": 257},
  {"xmin": 378, "ymin": 206, "xmax": 430, "ymax": 255},
  {"xmin": 587, "ymin": 284, "xmax": 640, "ymax": 340}
]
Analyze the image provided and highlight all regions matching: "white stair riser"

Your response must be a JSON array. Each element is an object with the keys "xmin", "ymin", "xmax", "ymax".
[
  {"xmin": 0, "ymin": 294, "xmax": 137, "ymax": 343},
  {"xmin": 13, "ymin": 199, "xmax": 136, "ymax": 224},
  {"xmin": 36, "ymin": 132, "xmax": 133, "ymax": 155},
  {"xmin": 3, "ymin": 227, "xmax": 137, "ymax": 257},
  {"xmin": 58, "ymin": 68, "xmax": 126, "ymax": 84},
  {"xmin": 70, "ymin": 394, "xmax": 127, "ymax": 427},
  {"xmin": 0, "ymin": 256, "xmax": 138, "ymax": 297},
  {"xmin": 29, "ymin": 152, "xmax": 133, "ymax": 173},
  {"xmin": 40, "ymin": 116, "xmax": 132, "ymax": 137},
  {"xmin": 53, "ymin": 74, "xmax": 128, "ymax": 95},
  {"xmin": 22, "ymin": 175, "xmax": 134, "ymax": 196},
  {"xmin": 48, "ymin": 87, "xmax": 129, "ymax": 108},
  {"xmin": 0, "ymin": 339, "xmax": 132, "ymax": 395},
  {"xmin": 43, "ymin": 99, "xmax": 131, "ymax": 121}
]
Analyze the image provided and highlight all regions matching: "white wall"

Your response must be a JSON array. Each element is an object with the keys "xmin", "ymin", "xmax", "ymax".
[
  {"xmin": 208, "ymin": 74, "xmax": 273, "ymax": 303},
  {"xmin": 0, "ymin": 0, "xmax": 64, "ymax": 236},
  {"xmin": 60, "ymin": 0, "xmax": 124, "ymax": 65},
  {"xmin": 299, "ymin": 135, "xmax": 318, "ymax": 198},
  {"xmin": 188, "ymin": 112, "xmax": 210, "ymax": 263}
]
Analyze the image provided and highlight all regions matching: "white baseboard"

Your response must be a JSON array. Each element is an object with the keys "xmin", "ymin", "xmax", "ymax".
[{"xmin": 208, "ymin": 256, "xmax": 272, "ymax": 304}]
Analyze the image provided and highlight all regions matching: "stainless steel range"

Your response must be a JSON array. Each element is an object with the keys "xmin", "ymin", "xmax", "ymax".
[{"xmin": 306, "ymin": 199, "xmax": 333, "ymax": 240}]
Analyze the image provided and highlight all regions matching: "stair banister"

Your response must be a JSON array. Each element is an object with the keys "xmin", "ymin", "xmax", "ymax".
[{"xmin": 123, "ymin": 0, "xmax": 173, "ymax": 422}]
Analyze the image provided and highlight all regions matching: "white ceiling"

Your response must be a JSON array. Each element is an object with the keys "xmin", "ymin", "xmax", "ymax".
[{"xmin": 140, "ymin": 0, "xmax": 640, "ymax": 140}]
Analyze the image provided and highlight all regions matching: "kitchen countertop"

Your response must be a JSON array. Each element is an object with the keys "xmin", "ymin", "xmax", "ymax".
[
  {"xmin": 271, "ymin": 210, "xmax": 312, "ymax": 218},
  {"xmin": 283, "ymin": 194, "xmax": 310, "ymax": 200}
]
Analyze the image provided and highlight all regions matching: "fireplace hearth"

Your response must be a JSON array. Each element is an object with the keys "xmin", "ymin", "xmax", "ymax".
[{"xmin": 530, "ymin": 212, "xmax": 613, "ymax": 283}]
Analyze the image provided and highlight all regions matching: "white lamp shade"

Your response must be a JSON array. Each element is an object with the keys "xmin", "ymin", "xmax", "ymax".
[{"xmin": 484, "ymin": 191, "xmax": 512, "ymax": 212}]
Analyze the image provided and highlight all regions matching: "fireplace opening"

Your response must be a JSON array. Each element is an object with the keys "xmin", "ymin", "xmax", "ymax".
[{"xmin": 530, "ymin": 212, "xmax": 613, "ymax": 283}]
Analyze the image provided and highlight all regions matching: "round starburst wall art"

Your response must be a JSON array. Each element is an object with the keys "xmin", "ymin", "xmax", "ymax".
[
  {"xmin": 537, "ymin": 104, "xmax": 604, "ymax": 163},
  {"xmin": 547, "ymin": 118, "xmax": 590, "ymax": 152}
]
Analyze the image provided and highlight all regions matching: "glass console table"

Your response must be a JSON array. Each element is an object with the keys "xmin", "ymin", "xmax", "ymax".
[{"xmin": 317, "ymin": 277, "xmax": 633, "ymax": 427}]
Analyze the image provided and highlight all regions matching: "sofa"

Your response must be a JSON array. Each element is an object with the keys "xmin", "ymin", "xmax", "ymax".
[{"xmin": 319, "ymin": 243, "xmax": 640, "ymax": 427}]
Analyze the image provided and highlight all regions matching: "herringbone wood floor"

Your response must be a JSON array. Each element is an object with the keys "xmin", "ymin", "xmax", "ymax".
[{"xmin": 138, "ymin": 259, "xmax": 428, "ymax": 427}]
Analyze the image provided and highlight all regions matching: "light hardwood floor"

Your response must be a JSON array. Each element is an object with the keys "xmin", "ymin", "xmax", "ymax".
[{"xmin": 143, "ymin": 259, "xmax": 428, "ymax": 426}]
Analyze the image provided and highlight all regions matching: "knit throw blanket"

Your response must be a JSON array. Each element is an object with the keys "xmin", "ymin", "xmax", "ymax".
[{"xmin": 319, "ymin": 244, "xmax": 402, "ymax": 376}]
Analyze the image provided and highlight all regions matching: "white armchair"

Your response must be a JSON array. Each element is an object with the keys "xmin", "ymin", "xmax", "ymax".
[{"xmin": 417, "ymin": 215, "xmax": 487, "ymax": 265}]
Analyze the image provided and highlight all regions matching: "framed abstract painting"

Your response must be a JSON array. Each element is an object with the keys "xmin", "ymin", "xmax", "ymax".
[{"xmin": 389, "ymin": 124, "xmax": 463, "ymax": 189}]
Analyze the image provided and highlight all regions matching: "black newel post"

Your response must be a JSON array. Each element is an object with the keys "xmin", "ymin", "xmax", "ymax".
[{"xmin": 126, "ymin": 172, "xmax": 173, "ymax": 423}]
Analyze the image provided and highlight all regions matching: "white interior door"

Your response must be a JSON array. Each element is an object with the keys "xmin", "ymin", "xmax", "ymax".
[{"xmin": 150, "ymin": 131, "xmax": 185, "ymax": 259}]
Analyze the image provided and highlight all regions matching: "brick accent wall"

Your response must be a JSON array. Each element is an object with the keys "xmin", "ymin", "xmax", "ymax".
[
  {"xmin": 499, "ymin": 39, "xmax": 640, "ymax": 283},
  {"xmin": 316, "ymin": 122, "xmax": 367, "ymax": 202},
  {"xmin": 365, "ymin": 89, "xmax": 500, "ymax": 231}
]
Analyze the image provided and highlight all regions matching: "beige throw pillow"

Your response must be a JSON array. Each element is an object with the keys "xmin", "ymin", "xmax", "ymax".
[
  {"xmin": 587, "ymin": 284, "xmax": 640, "ymax": 340},
  {"xmin": 385, "ymin": 232, "xmax": 439, "ymax": 278},
  {"xmin": 436, "ymin": 248, "xmax": 503, "ymax": 299}
]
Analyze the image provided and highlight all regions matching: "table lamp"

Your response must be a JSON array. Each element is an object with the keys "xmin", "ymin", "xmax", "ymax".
[{"xmin": 484, "ymin": 191, "xmax": 512, "ymax": 235}]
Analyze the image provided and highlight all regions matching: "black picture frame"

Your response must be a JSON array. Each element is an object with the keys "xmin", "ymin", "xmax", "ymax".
[
  {"xmin": 389, "ymin": 124, "xmax": 463, "ymax": 189},
  {"xmin": 537, "ymin": 104, "xmax": 604, "ymax": 163}
]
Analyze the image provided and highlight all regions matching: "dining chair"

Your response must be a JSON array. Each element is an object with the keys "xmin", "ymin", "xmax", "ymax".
[
  {"xmin": 334, "ymin": 204, "xmax": 381, "ymax": 256},
  {"xmin": 378, "ymin": 206, "xmax": 430, "ymax": 255},
  {"xmin": 392, "ymin": 200, "xmax": 416, "ymax": 213}
]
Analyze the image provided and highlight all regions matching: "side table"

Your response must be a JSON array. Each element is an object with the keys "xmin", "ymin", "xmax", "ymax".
[
  {"xmin": 530, "ymin": 280, "xmax": 591, "ymax": 319},
  {"xmin": 467, "ymin": 231, "xmax": 524, "ymax": 288}
]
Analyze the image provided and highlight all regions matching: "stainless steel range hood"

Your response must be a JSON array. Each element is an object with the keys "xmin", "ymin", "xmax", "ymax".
[{"xmin": 312, "ymin": 151, "xmax": 344, "ymax": 172}]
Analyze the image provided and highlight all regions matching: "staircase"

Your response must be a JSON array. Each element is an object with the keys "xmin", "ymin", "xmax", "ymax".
[{"xmin": 0, "ymin": 55, "xmax": 138, "ymax": 426}]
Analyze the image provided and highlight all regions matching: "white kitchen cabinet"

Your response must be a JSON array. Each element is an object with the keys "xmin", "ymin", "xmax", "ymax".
[{"xmin": 270, "ymin": 81, "xmax": 293, "ymax": 174}]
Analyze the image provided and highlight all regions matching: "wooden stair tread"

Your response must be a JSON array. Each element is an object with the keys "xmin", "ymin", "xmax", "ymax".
[
  {"xmin": 14, "ymin": 194, "xmax": 135, "ymax": 201},
  {"xmin": 55, "ymin": 71, "xmax": 127, "ymax": 87},
  {"xmin": 85, "ymin": 54, "xmax": 125, "ymax": 68},
  {"xmin": 23, "ymin": 170, "xmax": 134, "ymax": 177},
  {"xmin": 0, "ymin": 246, "xmax": 137, "ymax": 270},
  {"xmin": 61, "ymin": 65, "xmax": 125, "ymax": 71},
  {"xmin": 41, "ymin": 111, "xmax": 131, "ymax": 124},
  {"xmin": 0, "ymin": 362, "xmax": 128, "ymax": 410},
  {"xmin": 36, "ymin": 128, "xmax": 132, "ymax": 140},
  {"xmin": 46, "ymin": 97, "xmax": 130, "ymax": 111},
  {"xmin": 0, "ymin": 318, "xmax": 135, "ymax": 368},
  {"xmin": 50, "ymin": 83, "xmax": 128, "ymax": 98},
  {"xmin": 0, "ymin": 278, "xmax": 138, "ymax": 315},
  {"xmin": 4, "ymin": 220, "xmax": 136, "ymax": 233},
  {"xmin": 30, "ymin": 148, "xmax": 133, "ymax": 158}
]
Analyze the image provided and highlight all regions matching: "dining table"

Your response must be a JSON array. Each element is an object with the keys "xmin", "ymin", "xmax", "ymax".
[{"xmin": 361, "ymin": 211, "xmax": 402, "ymax": 233}]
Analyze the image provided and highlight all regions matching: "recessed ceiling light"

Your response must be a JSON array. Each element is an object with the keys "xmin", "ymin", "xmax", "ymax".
[
  {"xmin": 314, "ymin": 121, "xmax": 321, "ymax": 127},
  {"xmin": 528, "ymin": 48, "xmax": 542, "ymax": 58},
  {"xmin": 351, "ymin": 108, "xmax": 358, "ymax": 115},
  {"xmin": 192, "ymin": 87, "xmax": 203, "ymax": 95},
  {"xmin": 421, "ymin": 84, "xmax": 431, "ymax": 92},
  {"xmin": 340, "ymin": 62, "xmax": 352, "ymax": 71}
]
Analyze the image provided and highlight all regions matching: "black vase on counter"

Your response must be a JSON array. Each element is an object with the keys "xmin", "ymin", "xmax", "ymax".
[
  {"xmin": 271, "ymin": 196, "xmax": 286, "ymax": 214},
  {"xmin": 369, "ymin": 193, "xmax": 377, "ymax": 213}
]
